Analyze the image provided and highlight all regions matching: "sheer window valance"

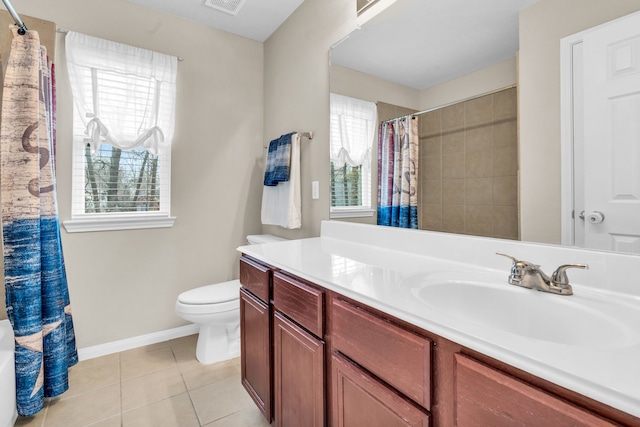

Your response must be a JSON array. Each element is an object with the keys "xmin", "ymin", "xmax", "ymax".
[
  {"xmin": 65, "ymin": 31, "xmax": 177, "ymax": 156},
  {"xmin": 330, "ymin": 93, "xmax": 377, "ymax": 167}
]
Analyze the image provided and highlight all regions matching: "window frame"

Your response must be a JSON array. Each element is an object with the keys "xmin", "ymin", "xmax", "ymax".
[
  {"xmin": 62, "ymin": 32, "xmax": 176, "ymax": 233},
  {"xmin": 329, "ymin": 161, "xmax": 375, "ymax": 218},
  {"xmin": 63, "ymin": 133, "xmax": 175, "ymax": 233},
  {"xmin": 329, "ymin": 93, "xmax": 377, "ymax": 219}
]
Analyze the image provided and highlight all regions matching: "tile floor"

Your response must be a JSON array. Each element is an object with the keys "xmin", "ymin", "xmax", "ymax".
[{"xmin": 13, "ymin": 335, "xmax": 272, "ymax": 427}]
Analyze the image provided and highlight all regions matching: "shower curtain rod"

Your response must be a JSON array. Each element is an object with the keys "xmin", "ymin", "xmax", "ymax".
[
  {"xmin": 381, "ymin": 83, "xmax": 517, "ymax": 124},
  {"xmin": 1, "ymin": 0, "xmax": 27, "ymax": 35}
]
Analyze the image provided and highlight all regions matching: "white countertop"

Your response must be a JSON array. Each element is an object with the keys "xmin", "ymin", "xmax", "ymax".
[{"xmin": 238, "ymin": 221, "xmax": 640, "ymax": 418}]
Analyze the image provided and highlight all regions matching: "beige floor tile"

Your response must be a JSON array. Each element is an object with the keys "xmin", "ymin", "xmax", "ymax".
[
  {"xmin": 169, "ymin": 334, "xmax": 198, "ymax": 349},
  {"xmin": 180, "ymin": 357, "xmax": 240, "ymax": 391},
  {"xmin": 86, "ymin": 414, "xmax": 122, "ymax": 427},
  {"xmin": 170, "ymin": 340, "xmax": 200, "ymax": 369},
  {"xmin": 67, "ymin": 360, "xmax": 120, "ymax": 398},
  {"xmin": 190, "ymin": 375, "xmax": 255, "ymax": 425},
  {"xmin": 75, "ymin": 353, "xmax": 119, "ymax": 370},
  {"xmin": 203, "ymin": 406, "xmax": 272, "ymax": 427},
  {"xmin": 44, "ymin": 383, "xmax": 121, "ymax": 427},
  {"xmin": 121, "ymin": 366, "xmax": 187, "ymax": 412},
  {"xmin": 123, "ymin": 339, "xmax": 175, "ymax": 355},
  {"xmin": 122, "ymin": 393, "xmax": 199, "ymax": 427},
  {"xmin": 120, "ymin": 346, "xmax": 177, "ymax": 380}
]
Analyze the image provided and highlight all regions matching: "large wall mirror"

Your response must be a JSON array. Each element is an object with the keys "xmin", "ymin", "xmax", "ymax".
[{"xmin": 329, "ymin": 0, "xmax": 640, "ymax": 255}]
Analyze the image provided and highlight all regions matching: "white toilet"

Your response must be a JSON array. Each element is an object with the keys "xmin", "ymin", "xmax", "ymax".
[{"xmin": 175, "ymin": 234, "xmax": 285, "ymax": 364}]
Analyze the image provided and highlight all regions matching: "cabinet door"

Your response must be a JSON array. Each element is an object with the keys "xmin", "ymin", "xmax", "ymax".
[
  {"xmin": 274, "ymin": 312, "xmax": 325, "ymax": 427},
  {"xmin": 332, "ymin": 354, "xmax": 430, "ymax": 427},
  {"xmin": 454, "ymin": 354, "xmax": 617, "ymax": 427},
  {"xmin": 240, "ymin": 288, "xmax": 272, "ymax": 422}
]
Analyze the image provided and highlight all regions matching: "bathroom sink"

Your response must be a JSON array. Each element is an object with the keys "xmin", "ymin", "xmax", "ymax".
[{"xmin": 401, "ymin": 271, "xmax": 640, "ymax": 348}]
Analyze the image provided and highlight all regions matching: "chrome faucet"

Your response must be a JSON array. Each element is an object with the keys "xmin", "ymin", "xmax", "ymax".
[{"xmin": 496, "ymin": 252, "xmax": 588, "ymax": 296}]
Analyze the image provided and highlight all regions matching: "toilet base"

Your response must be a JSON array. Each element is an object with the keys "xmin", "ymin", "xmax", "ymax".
[{"xmin": 195, "ymin": 322, "xmax": 240, "ymax": 364}]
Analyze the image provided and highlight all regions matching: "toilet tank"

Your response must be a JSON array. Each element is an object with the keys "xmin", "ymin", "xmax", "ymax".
[{"xmin": 246, "ymin": 234, "xmax": 287, "ymax": 245}]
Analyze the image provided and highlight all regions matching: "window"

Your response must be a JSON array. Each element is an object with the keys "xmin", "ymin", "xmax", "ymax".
[
  {"xmin": 329, "ymin": 93, "xmax": 377, "ymax": 218},
  {"xmin": 63, "ymin": 32, "xmax": 177, "ymax": 232}
]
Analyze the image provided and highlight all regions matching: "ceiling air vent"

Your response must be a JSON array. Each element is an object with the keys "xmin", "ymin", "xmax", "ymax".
[{"xmin": 204, "ymin": 0, "xmax": 248, "ymax": 16}]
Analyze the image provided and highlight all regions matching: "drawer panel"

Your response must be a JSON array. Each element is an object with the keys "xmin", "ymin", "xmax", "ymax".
[
  {"xmin": 332, "ymin": 353, "xmax": 430, "ymax": 427},
  {"xmin": 331, "ymin": 298, "xmax": 431, "ymax": 409},
  {"xmin": 239, "ymin": 256, "xmax": 271, "ymax": 303},
  {"xmin": 273, "ymin": 272, "xmax": 324, "ymax": 337},
  {"xmin": 454, "ymin": 354, "xmax": 616, "ymax": 427}
]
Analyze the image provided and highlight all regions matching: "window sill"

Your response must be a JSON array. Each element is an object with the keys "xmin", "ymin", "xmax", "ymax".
[
  {"xmin": 63, "ymin": 215, "xmax": 176, "ymax": 233},
  {"xmin": 330, "ymin": 208, "xmax": 375, "ymax": 219}
]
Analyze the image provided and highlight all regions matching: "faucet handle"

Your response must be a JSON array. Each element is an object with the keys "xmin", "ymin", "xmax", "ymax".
[
  {"xmin": 496, "ymin": 252, "xmax": 535, "ymax": 286},
  {"xmin": 496, "ymin": 252, "xmax": 518, "ymax": 263},
  {"xmin": 550, "ymin": 263, "xmax": 588, "ymax": 287}
]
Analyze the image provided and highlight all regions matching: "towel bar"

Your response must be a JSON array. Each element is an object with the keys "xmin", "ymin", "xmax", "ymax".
[{"xmin": 263, "ymin": 131, "xmax": 313, "ymax": 149}]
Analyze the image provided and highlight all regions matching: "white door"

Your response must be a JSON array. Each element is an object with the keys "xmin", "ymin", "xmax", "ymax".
[{"xmin": 580, "ymin": 11, "xmax": 640, "ymax": 254}]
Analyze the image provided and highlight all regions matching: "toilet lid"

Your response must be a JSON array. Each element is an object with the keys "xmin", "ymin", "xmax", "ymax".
[{"xmin": 177, "ymin": 279, "xmax": 240, "ymax": 305}]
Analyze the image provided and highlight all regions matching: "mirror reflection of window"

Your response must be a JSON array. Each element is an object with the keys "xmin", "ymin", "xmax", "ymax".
[{"xmin": 329, "ymin": 93, "xmax": 377, "ymax": 218}]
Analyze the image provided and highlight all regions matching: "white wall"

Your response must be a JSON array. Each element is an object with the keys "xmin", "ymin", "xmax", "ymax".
[
  {"xmin": 519, "ymin": 0, "xmax": 640, "ymax": 244},
  {"xmin": 2, "ymin": 0, "xmax": 265, "ymax": 347},
  {"xmin": 419, "ymin": 57, "xmax": 517, "ymax": 111},
  {"xmin": 262, "ymin": 0, "xmax": 356, "ymax": 239},
  {"xmin": 330, "ymin": 64, "xmax": 421, "ymax": 109}
]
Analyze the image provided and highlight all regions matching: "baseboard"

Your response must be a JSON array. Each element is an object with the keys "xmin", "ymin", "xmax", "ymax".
[{"xmin": 77, "ymin": 324, "xmax": 200, "ymax": 361}]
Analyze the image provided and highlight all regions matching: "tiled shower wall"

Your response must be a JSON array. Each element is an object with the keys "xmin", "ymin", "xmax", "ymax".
[{"xmin": 419, "ymin": 87, "xmax": 518, "ymax": 239}]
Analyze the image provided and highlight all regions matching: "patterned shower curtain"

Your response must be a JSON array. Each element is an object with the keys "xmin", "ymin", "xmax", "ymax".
[
  {"xmin": 377, "ymin": 116, "xmax": 419, "ymax": 229},
  {"xmin": 1, "ymin": 28, "xmax": 78, "ymax": 416}
]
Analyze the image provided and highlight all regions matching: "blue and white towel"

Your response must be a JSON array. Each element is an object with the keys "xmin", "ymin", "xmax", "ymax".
[
  {"xmin": 263, "ymin": 133, "xmax": 293, "ymax": 186},
  {"xmin": 261, "ymin": 133, "xmax": 301, "ymax": 229}
]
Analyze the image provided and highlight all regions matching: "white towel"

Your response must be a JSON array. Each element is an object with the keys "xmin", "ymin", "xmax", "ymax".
[{"xmin": 261, "ymin": 133, "xmax": 301, "ymax": 229}]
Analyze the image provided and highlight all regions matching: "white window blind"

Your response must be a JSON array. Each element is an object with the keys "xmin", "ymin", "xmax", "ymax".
[
  {"xmin": 329, "ymin": 93, "xmax": 377, "ymax": 216},
  {"xmin": 63, "ymin": 32, "xmax": 177, "ymax": 232}
]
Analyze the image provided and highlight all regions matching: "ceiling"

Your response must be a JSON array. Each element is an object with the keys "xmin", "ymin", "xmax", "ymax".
[
  {"xmin": 126, "ymin": 0, "xmax": 541, "ymax": 90},
  {"xmin": 331, "ymin": 0, "xmax": 540, "ymax": 90},
  {"xmin": 127, "ymin": 0, "xmax": 305, "ymax": 42}
]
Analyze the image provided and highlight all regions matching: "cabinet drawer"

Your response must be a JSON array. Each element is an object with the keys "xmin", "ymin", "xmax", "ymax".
[
  {"xmin": 239, "ymin": 256, "xmax": 271, "ymax": 303},
  {"xmin": 273, "ymin": 272, "xmax": 324, "ymax": 337},
  {"xmin": 332, "ymin": 353, "xmax": 430, "ymax": 427},
  {"xmin": 331, "ymin": 298, "xmax": 431, "ymax": 409},
  {"xmin": 454, "ymin": 354, "xmax": 616, "ymax": 427}
]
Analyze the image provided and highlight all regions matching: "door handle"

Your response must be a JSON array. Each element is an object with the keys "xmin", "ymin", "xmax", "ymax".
[
  {"xmin": 578, "ymin": 210, "xmax": 585, "ymax": 221},
  {"xmin": 587, "ymin": 211, "xmax": 605, "ymax": 224}
]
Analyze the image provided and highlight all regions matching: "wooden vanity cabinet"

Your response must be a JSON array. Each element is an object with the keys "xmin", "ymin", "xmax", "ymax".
[
  {"xmin": 453, "ymin": 354, "xmax": 617, "ymax": 427},
  {"xmin": 272, "ymin": 272, "xmax": 326, "ymax": 427},
  {"xmin": 239, "ymin": 256, "xmax": 273, "ymax": 422},
  {"xmin": 239, "ymin": 258, "xmax": 640, "ymax": 426},
  {"xmin": 330, "ymin": 297, "xmax": 432, "ymax": 426}
]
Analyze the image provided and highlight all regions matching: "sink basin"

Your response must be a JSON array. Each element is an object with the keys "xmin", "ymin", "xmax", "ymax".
[{"xmin": 401, "ymin": 271, "xmax": 640, "ymax": 348}]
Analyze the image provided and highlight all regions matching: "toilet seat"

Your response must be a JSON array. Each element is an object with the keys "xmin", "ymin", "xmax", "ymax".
[
  {"xmin": 177, "ymin": 279, "xmax": 240, "ymax": 305},
  {"xmin": 176, "ymin": 280, "xmax": 240, "ymax": 314}
]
